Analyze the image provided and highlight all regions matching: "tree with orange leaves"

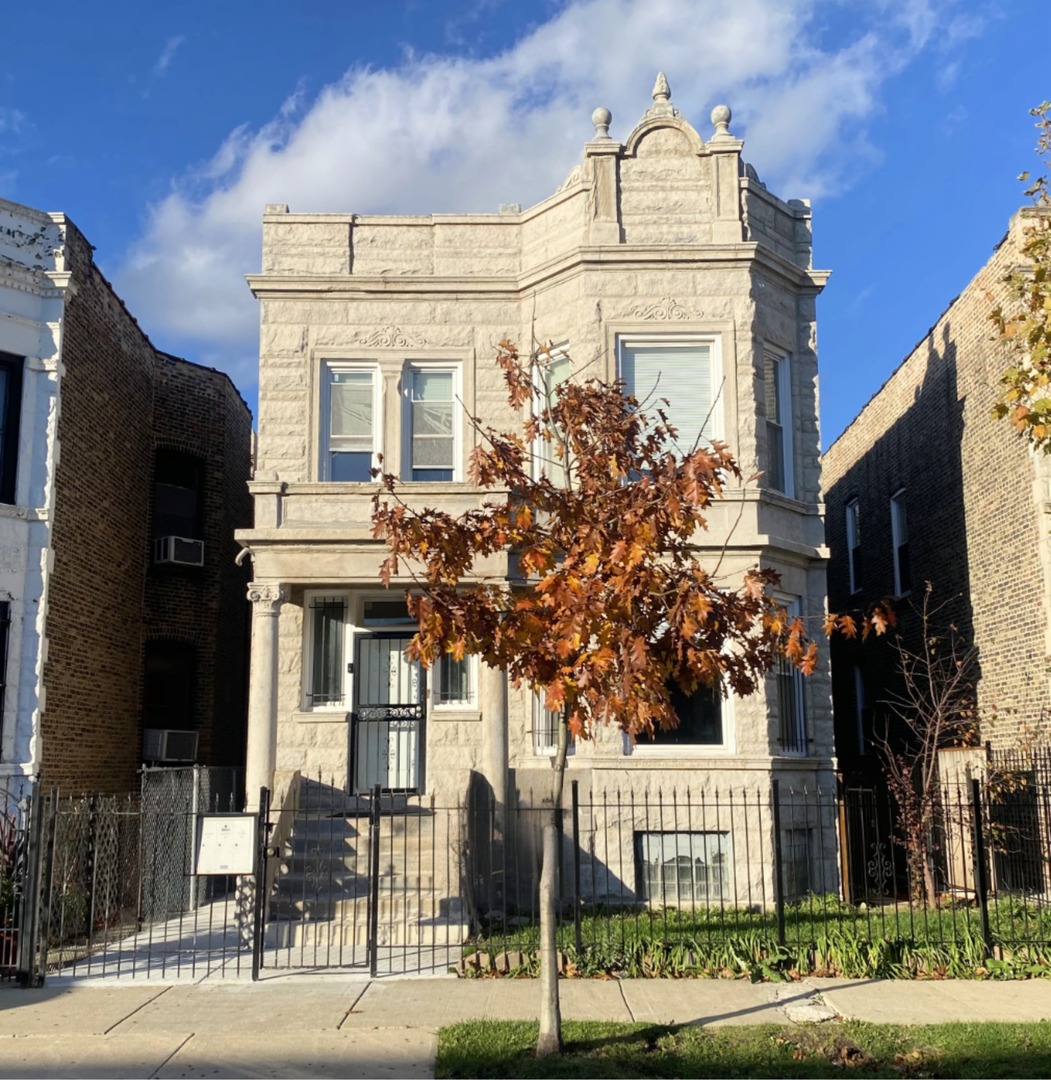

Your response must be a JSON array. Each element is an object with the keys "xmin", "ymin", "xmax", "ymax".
[{"xmin": 371, "ymin": 340, "xmax": 884, "ymax": 1056}]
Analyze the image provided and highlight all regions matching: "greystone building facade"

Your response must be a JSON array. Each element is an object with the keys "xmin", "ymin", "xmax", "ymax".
[{"xmin": 241, "ymin": 78, "xmax": 835, "ymax": 904}]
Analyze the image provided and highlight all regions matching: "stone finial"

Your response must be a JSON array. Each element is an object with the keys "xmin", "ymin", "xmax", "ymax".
[
  {"xmin": 710, "ymin": 103, "xmax": 732, "ymax": 138},
  {"xmin": 652, "ymin": 72, "xmax": 671, "ymax": 103},
  {"xmin": 591, "ymin": 106, "xmax": 612, "ymax": 139}
]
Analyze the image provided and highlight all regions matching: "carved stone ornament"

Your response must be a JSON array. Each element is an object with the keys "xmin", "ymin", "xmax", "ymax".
[
  {"xmin": 349, "ymin": 325, "xmax": 429, "ymax": 348},
  {"xmin": 247, "ymin": 583, "xmax": 285, "ymax": 613},
  {"xmin": 631, "ymin": 297, "xmax": 703, "ymax": 321}
]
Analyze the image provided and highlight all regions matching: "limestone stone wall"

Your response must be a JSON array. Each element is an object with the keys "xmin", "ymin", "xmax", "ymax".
[{"xmin": 824, "ymin": 209, "xmax": 1051, "ymax": 761}]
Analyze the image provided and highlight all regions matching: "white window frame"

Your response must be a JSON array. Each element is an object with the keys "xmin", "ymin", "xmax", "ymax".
[
  {"xmin": 320, "ymin": 363, "xmax": 382, "ymax": 482},
  {"xmin": 532, "ymin": 692, "xmax": 572, "ymax": 757},
  {"xmin": 846, "ymin": 499, "xmax": 861, "ymax": 595},
  {"xmin": 774, "ymin": 596, "xmax": 808, "ymax": 755},
  {"xmin": 636, "ymin": 831, "xmax": 732, "ymax": 904},
  {"xmin": 531, "ymin": 343, "xmax": 572, "ymax": 484},
  {"xmin": 302, "ymin": 590, "xmax": 351, "ymax": 711},
  {"xmin": 401, "ymin": 362, "xmax": 462, "ymax": 483},
  {"xmin": 615, "ymin": 334, "xmax": 723, "ymax": 448},
  {"xmin": 628, "ymin": 680, "xmax": 734, "ymax": 756},
  {"xmin": 765, "ymin": 350, "xmax": 794, "ymax": 498},
  {"xmin": 431, "ymin": 653, "xmax": 477, "ymax": 710},
  {"xmin": 890, "ymin": 488, "xmax": 909, "ymax": 597}
]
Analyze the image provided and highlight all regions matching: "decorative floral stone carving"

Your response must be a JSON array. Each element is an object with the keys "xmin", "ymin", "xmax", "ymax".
[
  {"xmin": 631, "ymin": 297, "xmax": 703, "ymax": 321},
  {"xmin": 349, "ymin": 325, "xmax": 428, "ymax": 348}
]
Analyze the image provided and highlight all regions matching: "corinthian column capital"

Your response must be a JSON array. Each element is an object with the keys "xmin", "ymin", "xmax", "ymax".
[{"xmin": 247, "ymin": 582, "xmax": 285, "ymax": 614}]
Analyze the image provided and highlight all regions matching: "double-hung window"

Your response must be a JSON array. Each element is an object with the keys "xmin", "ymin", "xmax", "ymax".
[
  {"xmin": 325, "ymin": 366, "xmax": 379, "ymax": 482},
  {"xmin": 776, "ymin": 599, "xmax": 807, "ymax": 754},
  {"xmin": 618, "ymin": 337, "xmax": 718, "ymax": 451},
  {"xmin": 845, "ymin": 499, "xmax": 861, "ymax": 594},
  {"xmin": 890, "ymin": 489, "xmax": 910, "ymax": 596},
  {"xmin": 404, "ymin": 366, "xmax": 458, "ymax": 482},
  {"xmin": 763, "ymin": 351, "xmax": 793, "ymax": 497},
  {"xmin": 0, "ymin": 352, "xmax": 24, "ymax": 505},
  {"xmin": 533, "ymin": 346, "xmax": 572, "ymax": 485}
]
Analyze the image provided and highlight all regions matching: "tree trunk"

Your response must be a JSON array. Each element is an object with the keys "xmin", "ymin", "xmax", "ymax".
[{"xmin": 536, "ymin": 718, "xmax": 569, "ymax": 1058}]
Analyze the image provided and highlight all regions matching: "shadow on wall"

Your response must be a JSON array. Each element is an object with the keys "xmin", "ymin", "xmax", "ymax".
[{"xmin": 826, "ymin": 319, "xmax": 978, "ymax": 781}]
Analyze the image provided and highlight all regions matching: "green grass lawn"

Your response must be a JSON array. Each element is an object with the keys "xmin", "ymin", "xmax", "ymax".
[
  {"xmin": 436, "ymin": 1019, "xmax": 1051, "ymax": 1078},
  {"xmin": 467, "ymin": 897, "xmax": 1051, "ymax": 979}
]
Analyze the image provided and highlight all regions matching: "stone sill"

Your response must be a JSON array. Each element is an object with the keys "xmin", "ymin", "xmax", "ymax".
[
  {"xmin": 431, "ymin": 708, "xmax": 482, "ymax": 723},
  {"xmin": 291, "ymin": 710, "xmax": 348, "ymax": 724}
]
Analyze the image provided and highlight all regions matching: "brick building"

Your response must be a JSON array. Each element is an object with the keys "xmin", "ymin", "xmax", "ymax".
[
  {"xmin": 0, "ymin": 197, "xmax": 253, "ymax": 794},
  {"xmin": 823, "ymin": 208, "xmax": 1051, "ymax": 779},
  {"xmin": 240, "ymin": 77, "xmax": 836, "ymax": 904}
]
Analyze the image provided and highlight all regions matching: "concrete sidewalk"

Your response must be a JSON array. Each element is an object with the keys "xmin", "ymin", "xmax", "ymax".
[{"xmin": 1, "ymin": 974, "xmax": 1049, "ymax": 1079}]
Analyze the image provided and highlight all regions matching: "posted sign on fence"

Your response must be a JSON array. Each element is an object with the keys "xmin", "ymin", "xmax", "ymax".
[{"xmin": 194, "ymin": 814, "xmax": 257, "ymax": 875}]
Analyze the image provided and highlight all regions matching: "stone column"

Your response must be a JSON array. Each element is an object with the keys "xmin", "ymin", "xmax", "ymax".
[
  {"xmin": 245, "ymin": 582, "xmax": 284, "ymax": 813},
  {"xmin": 482, "ymin": 661, "xmax": 508, "ymax": 807}
]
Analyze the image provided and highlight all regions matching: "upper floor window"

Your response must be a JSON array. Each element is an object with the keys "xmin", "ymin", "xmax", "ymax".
[
  {"xmin": 403, "ymin": 366, "xmax": 459, "ymax": 482},
  {"xmin": 153, "ymin": 450, "xmax": 203, "ymax": 540},
  {"xmin": 763, "ymin": 351, "xmax": 793, "ymax": 497},
  {"xmin": 533, "ymin": 346, "xmax": 571, "ymax": 485},
  {"xmin": 890, "ymin": 489, "xmax": 910, "ymax": 596},
  {"xmin": 0, "ymin": 352, "xmax": 24, "ymax": 505},
  {"xmin": 618, "ymin": 337, "xmax": 718, "ymax": 452},
  {"xmin": 324, "ymin": 366, "xmax": 380, "ymax": 482},
  {"xmin": 846, "ymin": 499, "xmax": 861, "ymax": 594},
  {"xmin": 143, "ymin": 640, "xmax": 196, "ymax": 730}
]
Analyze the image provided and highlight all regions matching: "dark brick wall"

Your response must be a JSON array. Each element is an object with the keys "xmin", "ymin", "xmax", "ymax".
[
  {"xmin": 823, "ymin": 213, "xmax": 1049, "ymax": 777},
  {"xmin": 146, "ymin": 355, "xmax": 252, "ymax": 766},
  {"xmin": 39, "ymin": 221, "xmax": 252, "ymax": 794},
  {"xmin": 42, "ymin": 224, "xmax": 156, "ymax": 794}
]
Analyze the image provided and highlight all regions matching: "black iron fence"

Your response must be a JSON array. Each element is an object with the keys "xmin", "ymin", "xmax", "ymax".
[
  {"xmin": 1, "ymin": 776, "xmax": 30, "ymax": 981},
  {"xmin": 2, "ymin": 760, "xmax": 1049, "ymax": 984},
  {"xmin": 465, "ymin": 774, "xmax": 1051, "ymax": 976}
]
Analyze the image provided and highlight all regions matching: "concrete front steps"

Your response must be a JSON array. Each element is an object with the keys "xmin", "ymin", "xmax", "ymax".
[{"xmin": 265, "ymin": 800, "xmax": 469, "ymax": 953}]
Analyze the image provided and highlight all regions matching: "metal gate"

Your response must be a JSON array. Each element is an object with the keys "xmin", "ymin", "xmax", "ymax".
[
  {"xmin": 260, "ymin": 777, "xmax": 467, "ymax": 977},
  {"xmin": 351, "ymin": 634, "xmax": 426, "ymax": 795}
]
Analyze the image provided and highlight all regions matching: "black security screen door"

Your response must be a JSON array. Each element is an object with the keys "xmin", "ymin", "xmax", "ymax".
[{"xmin": 351, "ymin": 633, "xmax": 425, "ymax": 794}]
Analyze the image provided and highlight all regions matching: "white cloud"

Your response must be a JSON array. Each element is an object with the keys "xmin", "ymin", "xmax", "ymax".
[
  {"xmin": 114, "ymin": 0, "xmax": 981, "ymax": 393},
  {"xmin": 153, "ymin": 35, "xmax": 186, "ymax": 78},
  {"xmin": 0, "ymin": 107, "xmax": 27, "ymax": 136}
]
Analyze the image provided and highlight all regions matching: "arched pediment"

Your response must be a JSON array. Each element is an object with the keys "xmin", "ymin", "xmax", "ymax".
[{"xmin": 624, "ymin": 114, "xmax": 706, "ymax": 159}]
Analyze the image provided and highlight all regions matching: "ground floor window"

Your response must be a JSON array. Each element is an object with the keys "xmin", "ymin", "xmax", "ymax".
[
  {"xmin": 635, "ymin": 830, "xmax": 731, "ymax": 903},
  {"xmin": 434, "ymin": 653, "xmax": 474, "ymax": 707},
  {"xmin": 638, "ymin": 682, "xmax": 722, "ymax": 747},
  {"xmin": 783, "ymin": 826, "xmax": 813, "ymax": 899},
  {"xmin": 307, "ymin": 595, "xmax": 347, "ymax": 707}
]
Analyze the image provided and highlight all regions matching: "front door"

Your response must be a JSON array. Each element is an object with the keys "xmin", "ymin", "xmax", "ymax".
[{"xmin": 351, "ymin": 633, "xmax": 425, "ymax": 794}]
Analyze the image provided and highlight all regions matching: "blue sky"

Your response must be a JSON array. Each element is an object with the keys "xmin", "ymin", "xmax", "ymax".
[{"xmin": 1, "ymin": 0, "xmax": 1045, "ymax": 445}]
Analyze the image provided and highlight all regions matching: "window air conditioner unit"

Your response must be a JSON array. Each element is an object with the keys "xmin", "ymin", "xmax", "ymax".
[
  {"xmin": 154, "ymin": 536, "xmax": 204, "ymax": 567},
  {"xmin": 142, "ymin": 728, "xmax": 199, "ymax": 764}
]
